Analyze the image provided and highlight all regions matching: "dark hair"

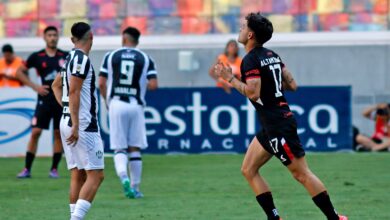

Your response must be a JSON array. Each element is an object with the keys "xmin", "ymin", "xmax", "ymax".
[
  {"xmin": 71, "ymin": 22, "xmax": 91, "ymax": 40},
  {"xmin": 2, "ymin": 44, "xmax": 13, "ymax": 53},
  {"xmin": 245, "ymin": 12, "xmax": 273, "ymax": 45},
  {"xmin": 122, "ymin": 27, "xmax": 141, "ymax": 44},
  {"xmin": 43, "ymin": 26, "xmax": 58, "ymax": 34},
  {"xmin": 224, "ymin": 40, "xmax": 239, "ymax": 58},
  {"xmin": 376, "ymin": 108, "xmax": 389, "ymax": 116}
]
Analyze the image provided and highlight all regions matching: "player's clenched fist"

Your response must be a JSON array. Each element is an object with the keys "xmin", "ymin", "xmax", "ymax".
[{"xmin": 214, "ymin": 62, "xmax": 233, "ymax": 81}]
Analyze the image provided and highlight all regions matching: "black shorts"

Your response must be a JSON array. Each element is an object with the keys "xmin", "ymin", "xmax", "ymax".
[
  {"xmin": 32, "ymin": 98, "xmax": 62, "ymax": 130},
  {"xmin": 256, "ymin": 119, "xmax": 305, "ymax": 166},
  {"xmin": 372, "ymin": 137, "xmax": 382, "ymax": 144}
]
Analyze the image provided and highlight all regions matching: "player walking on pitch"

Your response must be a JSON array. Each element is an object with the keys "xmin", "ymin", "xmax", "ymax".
[
  {"xmin": 52, "ymin": 22, "xmax": 104, "ymax": 220},
  {"xmin": 214, "ymin": 12, "xmax": 347, "ymax": 220},
  {"xmin": 16, "ymin": 26, "xmax": 67, "ymax": 178},
  {"xmin": 99, "ymin": 27, "xmax": 158, "ymax": 198}
]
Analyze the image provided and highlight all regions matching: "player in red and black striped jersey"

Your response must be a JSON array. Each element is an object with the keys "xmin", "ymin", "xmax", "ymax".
[
  {"xmin": 214, "ymin": 12, "xmax": 347, "ymax": 220},
  {"xmin": 15, "ymin": 26, "xmax": 68, "ymax": 179}
]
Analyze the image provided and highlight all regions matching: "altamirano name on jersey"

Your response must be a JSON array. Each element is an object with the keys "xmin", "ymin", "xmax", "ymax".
[
  {"xmin": 240, "ymin": 47, "xmax": 294, "ymax": 131},
  {"xmin": 60, "ymin": 49, "xmax": 98, "ymax": 132},
  {"xmin": 100, "ymin": 47, "xmax": 157, "ymax": 105}
]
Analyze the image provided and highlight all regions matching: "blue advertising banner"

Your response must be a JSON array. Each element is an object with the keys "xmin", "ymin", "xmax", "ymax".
[{"xmin": 99, "ymin": 86, "xmax": 352, "ymax": 154}]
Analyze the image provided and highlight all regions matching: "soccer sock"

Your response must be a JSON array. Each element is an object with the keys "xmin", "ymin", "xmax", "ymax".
[
  {"xmin": 256, "ymin": 192, "xmax": 280, "ymax": 220},
  {"xmin": 113, "ymin": 151, "xmax": 129, "ymax": 182},
  {"xmin": 25, "ymin": 152, "xmax": 35, "ymax": 171},
  {"xmin": 71, "ymin": 199, "xmax": 91, "ymax": 220},
  {"xmin": 312, "ymin": 191, "xmax": 339, "ymax": 220},
  {"xmin": 129, "ymin": 151, "xmax": 142, "ymax": 190},
  {"xmin": 51, "ymin": 152, "xmax": 62, "ymax": 170},
  {"xmin": 70, "ymin": 204, "xmax": 76, "ymax": 215}
]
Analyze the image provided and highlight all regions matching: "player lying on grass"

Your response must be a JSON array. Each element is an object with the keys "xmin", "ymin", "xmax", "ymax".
[{"xmin": 354, "ymin": 103, "xmax": 390, "ymax": 152}]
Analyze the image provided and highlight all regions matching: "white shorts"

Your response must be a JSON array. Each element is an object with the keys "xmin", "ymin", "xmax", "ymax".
[
  {"xmin": 60, "ymin": 116, "xmax": 105, "ymax": 170},
  {"xmin": 109, "ymin": 99, "xmax": 147, "ymax": 150}
]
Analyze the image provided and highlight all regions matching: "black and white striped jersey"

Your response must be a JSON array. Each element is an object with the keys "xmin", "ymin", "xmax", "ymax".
[
  {"xmin": 99, "ymin": 47, "xmax": 157, "ymax": 105},
  {"xmin": 60, "ymin": 48, "xmax": 99, "ymax": 132}
]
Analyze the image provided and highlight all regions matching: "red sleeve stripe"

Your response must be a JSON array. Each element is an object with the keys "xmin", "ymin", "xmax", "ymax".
[
  {"xmin": 246, "ymin": 75, "xmax": 260, "ymax": 80},
  {"xmin": 245, "ymin": 69, "xmax": 260, "ymax": 76}
]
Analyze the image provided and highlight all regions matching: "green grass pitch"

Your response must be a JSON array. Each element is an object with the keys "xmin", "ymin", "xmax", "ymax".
[{"xmin": 0, "ymin": 153, "xmax": 389, "ymax": 219}]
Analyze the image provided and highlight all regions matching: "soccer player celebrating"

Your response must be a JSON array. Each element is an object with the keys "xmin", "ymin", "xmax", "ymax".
[
  {"xmin": 52, "ymin": 22, "xmax": 104, "ymax": 219},
  {"xmin": 214, "ymin": 12, "xmax": 347, "ymax": 220},
  {"xmin": 16, "ymin": 26, "xmax": 68, "ymax": 178},
  {"xmin": 99, "ymin": 27, "xmax": 158, "ymax": 198}
]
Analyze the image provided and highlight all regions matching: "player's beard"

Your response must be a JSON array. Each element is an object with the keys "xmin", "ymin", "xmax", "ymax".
[
  {"xmin": 237, "ymin": 36, "xmax": 246, "ymax": 45},
  {"xmin": 48, "ymin": 41, "xmax": 57, "ymax": 49}
]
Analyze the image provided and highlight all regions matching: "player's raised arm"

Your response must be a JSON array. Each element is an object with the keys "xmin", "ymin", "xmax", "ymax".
[
  {"xmin": 52, "ymin": 73, "xmax": 62, "ymax": 106},
  {"xmin": 282, "ymin": 67, "xmax": 297, "ymax": 91},
  {"xmin": 362, "ymin": 104, "xmax": 383, "ymax": 119},
  {"xmin": 208, "ymin": 58, "xmax": 220, "ymax": 80},
  {"xmin": 216, "ymin": 62, "xmax": 261, "ymax": 102}
]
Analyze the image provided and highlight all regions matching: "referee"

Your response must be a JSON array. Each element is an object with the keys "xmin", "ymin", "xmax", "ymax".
[{"xmin": 15, "ymin": 26, "xmax": 68, "ymax": 178}]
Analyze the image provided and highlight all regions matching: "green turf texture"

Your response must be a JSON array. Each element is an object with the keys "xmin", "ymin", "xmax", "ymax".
[{"xmin": 0, "ymin": 153, "xmax": 389, "ymax": 220}]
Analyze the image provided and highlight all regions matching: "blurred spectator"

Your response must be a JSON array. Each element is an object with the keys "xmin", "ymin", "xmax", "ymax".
[
  {"xmin": 0, "ymin": 44, "xmax": 24, "ymax": 87},
  {"xmin": 1, "ymin": 0, "xmax": 390, "ymax": 36},
  {"xmin": 354, "ymin": 103, "xmax": 390, "ymax": 152},
  {"xmin": 209, "ymin": 40, "xmax": 242, "ymax": 93}
]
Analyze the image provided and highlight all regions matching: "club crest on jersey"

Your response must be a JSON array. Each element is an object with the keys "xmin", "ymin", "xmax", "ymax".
[
  {"xmin": 42, "ymin": 62, "xmax": 47, "ymax": 68},
  {"xmin": 58, "ymin": 59, "xmax": 65, "ymax": 67},
  {"xmin": 76, "ymin": 64, "xmax": 82, "ymax": 73}
]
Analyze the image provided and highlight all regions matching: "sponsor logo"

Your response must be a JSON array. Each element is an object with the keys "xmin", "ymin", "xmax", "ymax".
[
  {"xmin": 99, "ymin": 88, "xmax": 351, "ymax": 153},
  {"xmin": 43, "ymin": 71, "xmax": 57, "ymax": 81},
  {"xmin": 0, "ymin": 98, "xmax": 35, "ymax": 144},
  {"xmin": 96, "ymin": 150, "xmax": 103, "ymax": 159},
  {"xmin": 121, "ymin": 53, "xmax": 136, "ymax": 59}
]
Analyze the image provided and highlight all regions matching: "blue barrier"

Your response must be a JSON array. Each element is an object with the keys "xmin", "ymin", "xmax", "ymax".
[{"xmin": 99, "ymin": 86, "xmax": 352, "ymax": 154}]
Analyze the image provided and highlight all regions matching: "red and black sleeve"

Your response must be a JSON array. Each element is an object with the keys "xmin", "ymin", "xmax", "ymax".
[{"xmin": 242, "ymin": 54, "xmax": 260, "ymax": 81}]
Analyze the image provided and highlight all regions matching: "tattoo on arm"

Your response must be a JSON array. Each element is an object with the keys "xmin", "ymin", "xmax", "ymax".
[{"xmin": 234, "ymin": 81, "xmax": 247, "ymax": 97}]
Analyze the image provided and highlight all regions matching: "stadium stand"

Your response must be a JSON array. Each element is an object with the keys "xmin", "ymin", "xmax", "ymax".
[{"xmin": 0, "ymin": 0, "xmax": 389, "ymax": 37}]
